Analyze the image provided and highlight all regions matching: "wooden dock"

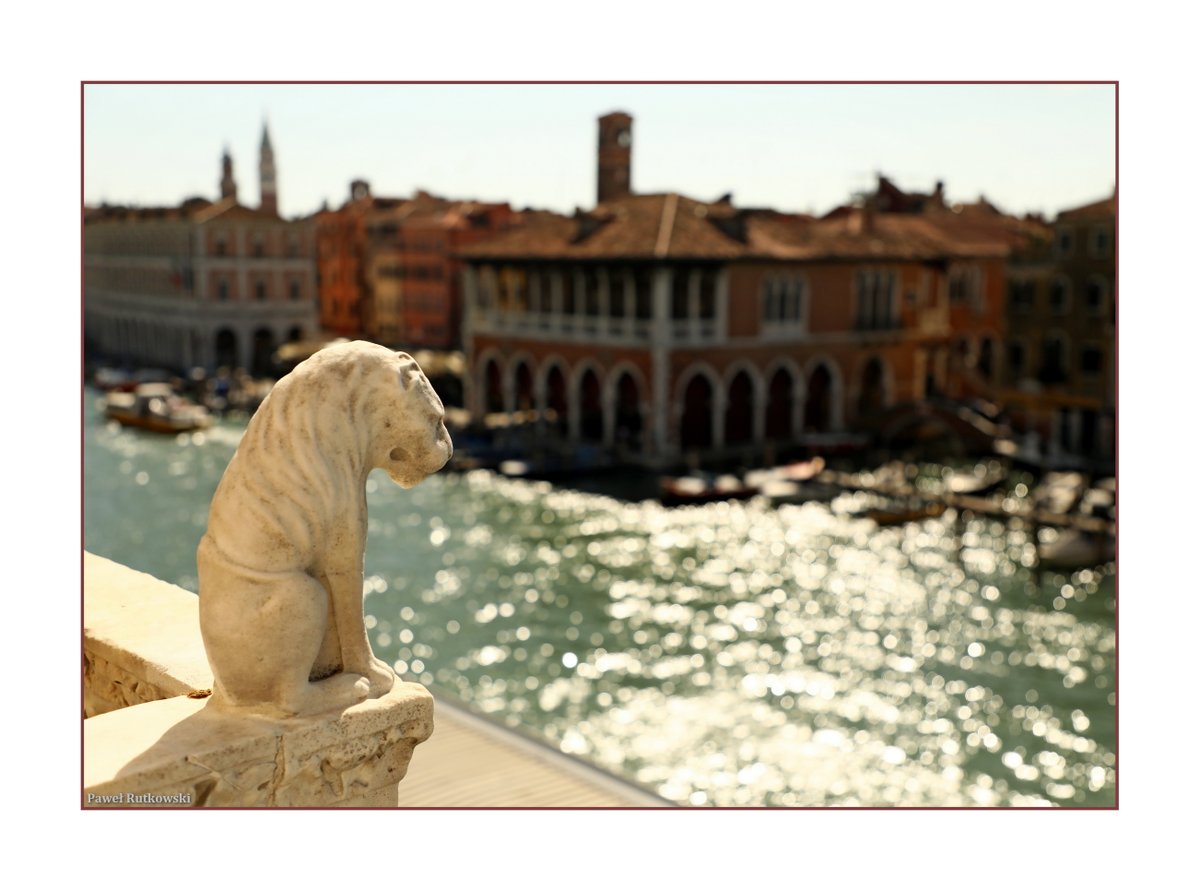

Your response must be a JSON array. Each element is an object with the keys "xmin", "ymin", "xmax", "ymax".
[{"xmin": 396, "ymin": 692, "xmax": 672, "ymax": 808}]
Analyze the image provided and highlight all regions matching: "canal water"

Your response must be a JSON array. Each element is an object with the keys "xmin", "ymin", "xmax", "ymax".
[{"xmin": 83, "ymin": 390, "xmax": 1116, "ymax": 807}]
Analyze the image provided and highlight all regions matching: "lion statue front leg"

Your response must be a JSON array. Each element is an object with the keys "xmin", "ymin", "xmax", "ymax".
[{"xmin": 324, "ymin": 565, "xmax": 397, "ymax": 698}]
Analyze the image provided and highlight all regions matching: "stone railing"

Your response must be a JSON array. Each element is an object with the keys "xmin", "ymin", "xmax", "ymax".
[{"xmin": 83, "ymin": 552, "xmax": 434, "ymax": 807}]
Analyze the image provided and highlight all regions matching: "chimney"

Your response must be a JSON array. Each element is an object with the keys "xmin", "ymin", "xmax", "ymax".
[
  {"xmin": 573, "ymin": 208, "xmax": 613, "ymax": 242},
  {"xmin": 597, "ymin": 111, "xmax": 633, "ymax": 204},
  {"xmin": 934, "ymin": 180, "xmax": 945, "ymax": 206}
]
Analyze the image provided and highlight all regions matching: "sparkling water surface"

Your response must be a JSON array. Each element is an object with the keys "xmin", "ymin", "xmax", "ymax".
[{"xmin": 83, "ymin": 391, "xmax": 1116, "ymax": 806}]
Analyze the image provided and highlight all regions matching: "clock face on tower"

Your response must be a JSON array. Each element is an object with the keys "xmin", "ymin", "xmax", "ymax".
[{"xmin": 616, "ymin": 129, "xmax": 631, "ymax": 148}]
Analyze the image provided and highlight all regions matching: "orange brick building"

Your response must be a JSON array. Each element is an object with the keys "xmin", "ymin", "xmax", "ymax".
[
  {"xmin": 316, "ymin": 186, "xmax": 517, "ymax": 348},
  {"xmin": 362, "ymin": 192, "xmax": 517, "ymax": 348},
  {"xmin": 314, "ymin": 180, "xmax": 405, "ymax": 337}
]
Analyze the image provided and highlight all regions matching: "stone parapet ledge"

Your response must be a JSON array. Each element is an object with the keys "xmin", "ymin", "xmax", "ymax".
[
  {"xmin": 84, "ymin": 552, "xmax": 214, "ymax": 716},
  {"xmin": 84, "ymin": 681, "xmax": 433, "ymax": 807},
  {"xmin": 83, "ymin": 551, "xmax": 435, "ymax": 807}
]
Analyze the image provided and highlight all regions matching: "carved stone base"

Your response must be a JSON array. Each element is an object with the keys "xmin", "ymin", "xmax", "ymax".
[{"xmin": 84, "ymin": 682, "xmax": 433, "ymax": 807}]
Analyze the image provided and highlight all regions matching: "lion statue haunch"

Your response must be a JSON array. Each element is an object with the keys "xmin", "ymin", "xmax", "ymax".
[{"xmin": 197, "ymin": 341, "xmax": 453, "ymax": 717}]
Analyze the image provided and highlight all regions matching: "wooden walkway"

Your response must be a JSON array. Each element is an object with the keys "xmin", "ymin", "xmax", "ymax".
[{"xmin": 397, "ymin": 693, "xmax": 671, "ymax": 808}]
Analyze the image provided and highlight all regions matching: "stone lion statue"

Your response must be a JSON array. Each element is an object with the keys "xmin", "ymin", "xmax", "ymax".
[{"xmin": 197, "ymin": 341, "xmax": 453, "ymax": 717}]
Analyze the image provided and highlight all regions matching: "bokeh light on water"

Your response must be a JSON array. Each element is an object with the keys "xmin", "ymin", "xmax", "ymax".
[{"xmin": 84, "ymin": 392, "xmax": 1116, "ymax": 806}]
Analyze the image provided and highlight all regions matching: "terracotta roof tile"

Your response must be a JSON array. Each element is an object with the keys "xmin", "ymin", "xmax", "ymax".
[
  {"xmin": 460, "ymin": 193, "xmax": 748, "ymax": 261},
  {"xmin": 1056, "ymin": 194, "xmax": 1116, "ymax": 221},
  {"xmin": 85, "ymin": 198, "xmax": 215, "ymax": 223},
  {"xmin": 189, "ymin": 198, "xmax": 289, "ymax": 224},
  {"xmin": 459, "ymin": 192, "xmax": 1031, "ymax": 263},
  {"xmin": 363, "ymin": 192, "xmax": 512, "ymax": 230}
]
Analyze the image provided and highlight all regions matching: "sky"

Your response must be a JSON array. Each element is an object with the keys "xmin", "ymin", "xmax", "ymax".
[{"xmin": 83, "ymin": 83, "xmax": 1116, "ymax": 221}]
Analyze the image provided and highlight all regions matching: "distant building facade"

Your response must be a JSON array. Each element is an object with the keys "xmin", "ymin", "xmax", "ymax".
[
  {"xmin": 314, "ymin": 179, "xmax": 398, "ymax": 338},
  {"xmin": 84, "ymin": 125, "xmax": 318, "ymax": 373},
  {"xmin": 359, "ymin": 193, "xmax": 516, "ymax": 349},
  {"xmin": 460, "ymin": 192, "xmax": 1014, "ymax": 466},
  {"xmin": 456, "ymin": 116, "xmax": 1035, "ymax": 467},
  {"xmin": 998, "ymin": 194, "xmax": 1116, "ymax": 464}
]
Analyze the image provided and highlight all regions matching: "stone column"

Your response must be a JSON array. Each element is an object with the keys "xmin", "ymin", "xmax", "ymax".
[
  {"xmin": 651, "ymin": 266, "xmax": 672, "ymax": 462},
  {"xmin": 751, "ymin": 372, "xmax": 766, "ymax": 446}
]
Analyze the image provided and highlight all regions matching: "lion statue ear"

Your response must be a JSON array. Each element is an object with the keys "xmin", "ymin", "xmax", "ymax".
[{"xmin": 393, "ymin": 355, "xmax": 421, "ymax": 390}]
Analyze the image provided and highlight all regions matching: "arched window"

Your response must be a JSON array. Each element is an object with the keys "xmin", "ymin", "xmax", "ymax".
[
  {"xmin": 724, "ymin": 371, "xmax": 755, "ymax": 445},
  {"xmin": 1008, "ymin": 340, "xmax": 1027, "ymax": 378},
  {"xmin": 1086, "ymin": 276, "xmax": 1107, "ymax": 315},
  {"xmin": 545, "ymin": 365, "xmax": 568, "ymax": 435},
  {"xmin": 215, "ymin": 329, "xmax": 237, "ymax": 369},
  {"xmin": 513, "ymin": 361, "xmax": 534, "ymax": 412},
  {"xmin": 614, "ymin": 372, "xmax": 643, "ymax": 450},
  {"xmin": 1050, "ymin": 277, "xmax": 1071, "ymax": 315},
  {"xmin": 680, "ymin": 373, "xmax": 715, "ymax": 449},
  {"xmin": 252, "ymin": 328, "xmax": 274, "ymax": 376},
  {"xmin": 766, "ymin": 368, "xmax": 795, "ymax": 440},
  {"xmin": 483, "ymin": 358, "xmax": 504, "ymax": 413},
  {"xmin": 805, "ymin": 363, "xmax": 834, "ymax": 432},
  {"xmin": 579, "ymin": 368, "xmax": 603, "ymax": 442},
  {"xmin": 978, "ymin": 337, "xmax": 995, "ymax": 380},
  {"xmin": 1039, "ymin": 334, "xmax": 1069, "ymax": 385}
]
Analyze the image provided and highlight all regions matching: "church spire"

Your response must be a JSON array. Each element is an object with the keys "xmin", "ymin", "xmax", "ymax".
[
  {"xmin": 259, "ymin": 120, "xmax": 278, "ymax": 216},
  {"xmin": 219, "ymin": 145, "xmax": 237, "ymax": 202}
]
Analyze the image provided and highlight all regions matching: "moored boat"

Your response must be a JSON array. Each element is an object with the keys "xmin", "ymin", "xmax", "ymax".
[
  {"xmin": 780, "ymin": 456, "xmax": 826, "ymax": 482},
  {"xmin": 105, "ymin": 383, "xmax": 212, "ymax": 434},
  {"xmin": 863, "ymin": 501, "xmax": 948, "ymax": 527},
  {"xmin": 1038, "ymin": 529, "xmax": 1116, "ymax": 571},
  {"xmin": 660, "ymin": 473, "xmax": 760, "ymax": 506},
  {"xmin": 943, "ymin": 461, "xmax": 1007, "ymax": 497}
]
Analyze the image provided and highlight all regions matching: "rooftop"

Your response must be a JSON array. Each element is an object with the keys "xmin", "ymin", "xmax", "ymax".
[
  {"xmin": 1056, "ymin": 193, "xmax": 1116, "ymax": 222},
  {"xmin": 85, "ymin": 196, "xmax": 287, "ymax": 224},
  {"xmin": 459, "ymin": 189, "xmax": 1026, "ymax": 263}
]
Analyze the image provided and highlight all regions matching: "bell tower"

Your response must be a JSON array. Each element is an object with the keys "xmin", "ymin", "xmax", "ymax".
[
  {"xmin": 597, "ymin": 111, "xmax": 633, "ymax": 204},
  {"xmin": 259, "ymin": 120, "xmax": 278, "ymax": 216},
  {"xmin": 219, "ymin": 146, "xmax": 237, "ymax": 202}
]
